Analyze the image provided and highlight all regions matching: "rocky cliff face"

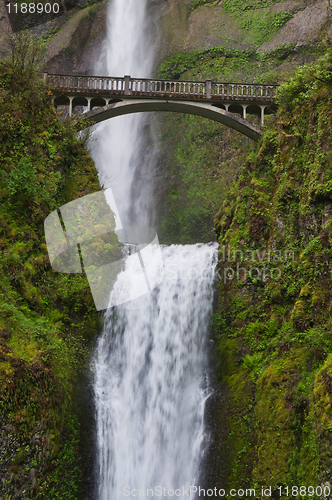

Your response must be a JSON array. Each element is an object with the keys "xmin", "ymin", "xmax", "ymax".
[
  {"xmin": 46, "ymin": 0, "xmax": 332, "ymax": 74},
  {"xmin": 1, "ymin": 0, "xmax": 331, "ymax": 75},
  {"xmin": 43, "ymin": 3, "xmax": 107, "ymax": 74}
]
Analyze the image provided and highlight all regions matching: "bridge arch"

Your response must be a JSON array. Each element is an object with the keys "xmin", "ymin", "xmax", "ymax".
[{"xmin": 71, "ymin": 99, "xmax": 262, "ymax": 141}]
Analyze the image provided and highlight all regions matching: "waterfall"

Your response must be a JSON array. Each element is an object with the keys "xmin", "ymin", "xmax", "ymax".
[
  {"xmin": 91, "ymin": 1, "xmax": 218, "ymax": 498},
  {"xmin": 94, "ymin": 244, "xmax": 218, "ymax": 499},
  {"xmin": 91, "ymin": 0, "xmax": 154, "ymax": 227}
]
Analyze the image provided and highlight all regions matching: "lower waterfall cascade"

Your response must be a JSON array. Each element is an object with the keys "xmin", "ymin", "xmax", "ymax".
[{"xmin": 93, "ymin": 243, "xmax": 218, "ymax": 499}]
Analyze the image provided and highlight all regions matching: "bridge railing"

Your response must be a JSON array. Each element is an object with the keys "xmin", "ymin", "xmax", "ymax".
[
  {"xmin": 45, "ymin": 73, "xmax": 277, "ymax": 101},
  {"xmin": 212, "ymin": 83, "xmax": 276, "ymax": 99},
  {"xmin": 129, "ymin": 78, "xmax": 206, "ymax": 97},
  {"xmin": 46, "ymin": 74, "xmax": 126, "ymax": 93}
]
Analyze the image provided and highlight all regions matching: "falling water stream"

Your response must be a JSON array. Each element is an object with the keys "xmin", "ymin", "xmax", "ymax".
[
  {"xmin": 91, "ymin": 0, "xmax": 154, "ymax": 227},
  {"xmin": 94, "ymin": 245, "xmax": 218, "ymax": 499},
  {"xmin": 91, "ymin": 1, "xmax": 218, "ymax": 499}
]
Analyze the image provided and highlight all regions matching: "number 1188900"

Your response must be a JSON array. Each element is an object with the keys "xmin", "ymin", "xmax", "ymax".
[
  {"xmin": 277, "ymin": 485, "xmax": 331, "ymax": 497},
  {"xmin": 6, "ymin": 3, "xmax": 60, "ymax": 14}
]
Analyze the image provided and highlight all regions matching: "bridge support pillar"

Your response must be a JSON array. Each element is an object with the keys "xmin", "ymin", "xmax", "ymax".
[
  {"xmin": 260, "ymin": 105, "xmax": 267, "ymax": 126},
  {"xmin": 242, "ymin": 104, "xmax": 248, "ymax": 120},
  {"xmin": 86, "ymin": 97, "xmax": 92, "ymax": 111},
  {"xmin": 224, "ymin": 104, "xmax": 229, "ymax": 111},
  {"xmin": 68, "ymin": 96, "xmax": 74, "ymax": 117}
]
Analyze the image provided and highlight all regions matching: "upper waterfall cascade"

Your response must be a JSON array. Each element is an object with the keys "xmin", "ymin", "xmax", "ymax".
[{"xmin": 90, "ymin": 0, "xmax": 154, "ymax": 228}]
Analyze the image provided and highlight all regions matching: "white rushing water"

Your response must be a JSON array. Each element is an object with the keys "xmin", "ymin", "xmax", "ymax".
[
  {"xmin": 91, "ymin": 0, "xmax": 218, "ymax": 498},
  {"xmin": 91, "ymin": 0, "xmax": 154, "ymax": 227},
  {"xmin": 94, "ymin": 244, "xmax": 218, "ymax": 499}
]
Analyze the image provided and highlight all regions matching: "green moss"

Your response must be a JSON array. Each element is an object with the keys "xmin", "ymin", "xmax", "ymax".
[
  {"xmin": 223, "ymin": 0, "xmax": 286, "ymax": 14},
  {"xmin": 240, "ymin": 10, "xmax": 293, "ymax": 47},
  {"xmin": 188, "ymin": 0, "xmax": 216, "ymax": 13},
  {"xmin": 157, "ymin": 42, "xmax": 327, "ymax": 84},
  {"xmin": 0, "ymin": 54, "xmax": 115, "ymax": 497},
  {"xmin": 156, "ymin": 47, "xmax": 258, "ymax": 81},
  {"xmin": 212, "ymin": 47, "xmax": 332, "ymax": 492},
  {"xmin": 154, "ymin": 113, "xmax": 251, "ymax": 244}
]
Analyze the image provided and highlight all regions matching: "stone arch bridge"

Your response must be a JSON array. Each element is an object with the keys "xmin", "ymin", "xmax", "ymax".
[{"xmin": 45, "ymin": 73, "xmax": 278, "ymax": 141}]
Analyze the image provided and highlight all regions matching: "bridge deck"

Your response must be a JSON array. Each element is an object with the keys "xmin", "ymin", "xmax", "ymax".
[{"xmin": 45, "ymin": 73, "xmax": 278, "ymax": 103}]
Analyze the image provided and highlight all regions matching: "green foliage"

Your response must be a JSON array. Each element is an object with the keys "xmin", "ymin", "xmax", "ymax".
[
  {"xmin": 157, "ymin": 44, "xmax": 325, "ymax": 85},
  {"xmin": 277, "ymin": 48, "xmax": 332, "ymax": 112},
  {"xmin": 0, "ymin": 57, "xmax": 107, "ymax": 498},
  {"xmin": 242, "ymin": 351, "xmax": 264, "ymax": 372},
  {"xmin": 213, "ymin": 46, "xmax": 332, "ymax": 492},
  {"xmin": 6, "ymin": 157, "xmax": 62, "ymax": 209},
  {"xmin": 214, "ymin": 0, "xmax": 294, "ymax": 47},
  {"xmin": 223, "ymin": 0, "xmax": 285, "ymax": 14},
  {"xmin": 188, "ymin": 0, "xmax": 214, "ymax": 12},
  {"xmin": 7, "ymin": 158, "xmax": 39, "ymax": 197},
  {"xmin": 240, "ymin": 10, "xmax": 292, "ymax": 45},
  {"xmin": 37, "ymin": 417, "xmax": 81, "ymax": 500},
  {"xmin": 157, "ymin": 46, "xmax": 256, "ymax": 80},
  {"xmin": 1, "ymin": 32, "xmax": 43, "ymax": 91},
  {"xmin": 302, "ymin": 236, "xmax": 323, "ymax": 256},
  {"xmin": 155, "ymin": 113, "xmax": 251, "ymax": 244}
]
